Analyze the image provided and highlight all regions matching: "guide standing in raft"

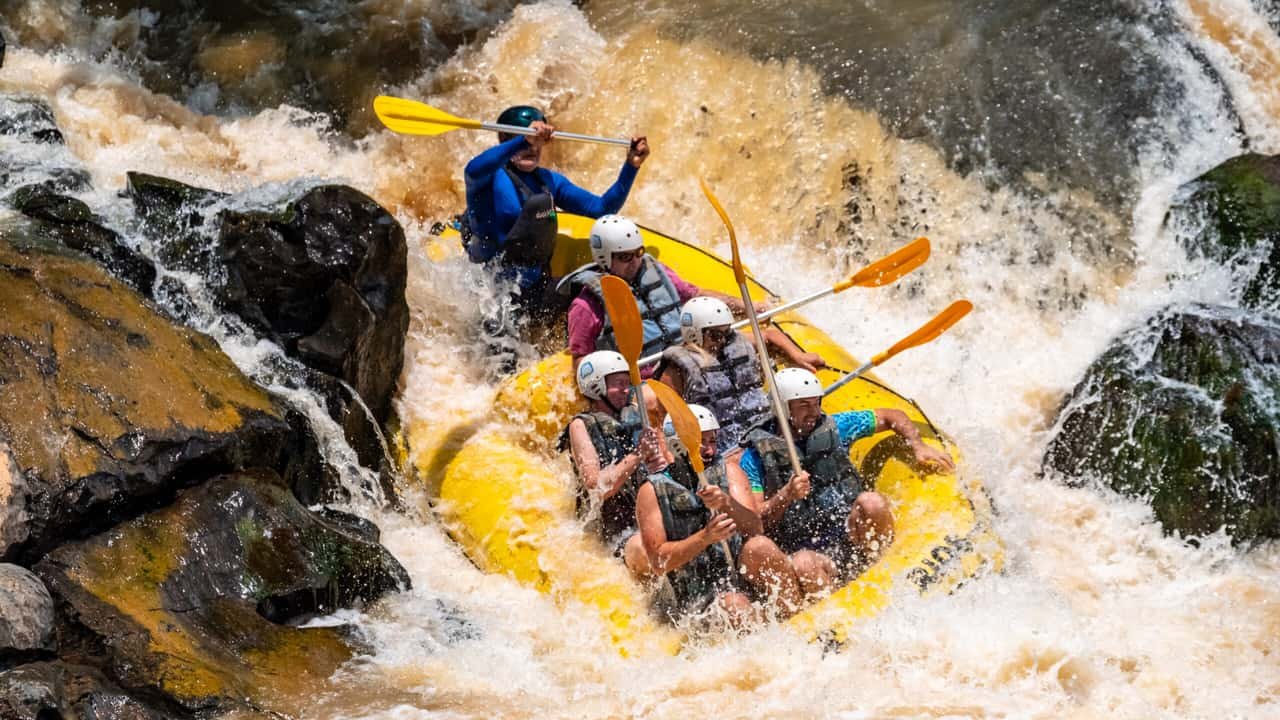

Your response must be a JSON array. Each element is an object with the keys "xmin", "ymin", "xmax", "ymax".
[{"xmin": 461, "ymin": 105, "xmax": 650, "ymax": 318}]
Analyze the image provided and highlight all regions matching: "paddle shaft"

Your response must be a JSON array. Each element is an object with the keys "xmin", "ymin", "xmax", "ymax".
[
  {"xmin": 822, "ymin": 359, "xmax": 875, "ymax": 397},
  {"xmin": 480, "ymin": 121, "xmax": 632, "ymax": 148},
  {"xmin": 738, "ymin": 280, "xmax": 804, "ymax": 474},
  {"xmin": 635, "ymin": 286, "xmax": 835, "ymax": 368}
]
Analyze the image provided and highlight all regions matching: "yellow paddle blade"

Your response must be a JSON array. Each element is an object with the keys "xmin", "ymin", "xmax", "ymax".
[
  {"xmin": 601, "ymin": 275, "xmax": 644, "ymax": 386},
  {"xmin": 373, "ymin": 95, "xmax": 483, "ymax": 136},
  {"xmin": 871, "ymin": 300, "xmax": 973, "ymax": 367},
  {"xmin": 835, "ymin": 237, "xmax": 931, "ymax": 292},
  {"xmin": 645, "ymin": 380, "xmax": 705, "ymax": 475},
  {"xmin": 699, "ymin": 179, "xmax": 746, "ymax": 286}
]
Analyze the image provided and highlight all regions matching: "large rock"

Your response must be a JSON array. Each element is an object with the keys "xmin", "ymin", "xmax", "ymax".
[
  {"xmin": 0, "ymin": 225, "xmax": 324, "ymax": 562},
  {"xmin": 1043, "ymin": 304, "xmax": 1280, "ymax": 542},
  {"xmin": 127, "ymin": 174, "xmax": 408, "ymax": 480},
  {"xmin": 1168, "ymin": 153, "xmax": 1280, "ymax": 310},
  {"xmin": 0, "ymin": 565, "xmax": 54, "ymax": 660},
  {"xmin": 0, "ymin": 95, "xmax": 91, "ymax": 196},
  {"xmin": 0, "ymin": 661, "xmax": 166, "ymax": 719},
  {"xmin": 7, "ymin": 185, "xmax": 156, "ymax": 295},
  {"xmin": 35, "ymin": 472, "xmax": 409, "ymax": 715}
]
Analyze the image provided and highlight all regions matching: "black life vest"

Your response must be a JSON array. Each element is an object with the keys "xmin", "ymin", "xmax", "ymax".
[
  {"xmin": 661, "ymin": 332, "xmax": 770, "ymax": 451},
  {"xmin": 742, "ymin": 414, "xmax": 863, "ymax": 554},
  {"xmin": 564, "ymin": 256, "xmax": 684, "ymax": 357},
  {"xmin": 650, "ymin": 454, "xmax": 741, "ymax": 616},
  {"xmin": 496, "ymin": 166, "xmax": 558, "ymax": 268},
  {"xmin": 559, "ymin": 409, "xmax": 644, "ymax": 546}
]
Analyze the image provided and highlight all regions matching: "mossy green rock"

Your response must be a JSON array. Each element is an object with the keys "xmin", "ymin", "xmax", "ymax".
[
  {"xmin": 35, "ymin": 471, "xmax": 408, "ymax": 715},
  {"xmin": 1042, "ymin": 304, "xmax": 1280, "ymax": 542},
  {"xmin": 1170, "ymin": 153, "xmax": 1280, "ymax": 309},
  {"xmin": 0, "ymin": 223, "xmax": 321, "ymax": 561}
]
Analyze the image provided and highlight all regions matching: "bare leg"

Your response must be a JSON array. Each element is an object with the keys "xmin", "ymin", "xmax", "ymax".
[
  {"xmin": 789, "ymin": 549, "xmax": 837, "ymax": 597},
  {"xmin": 846, "ymin": 491, "xmax": 895, "ymax": 564},
  {"xmin": 716, "ymin": 591, "xmax": 760, "ymax": 629},
  {"xmin": 738, "ymin": 535, "xmax": 805, "ymax": 616},
  {"xmin": 622, "ymin": 532, "xmax": 652, "ymax": 580}
]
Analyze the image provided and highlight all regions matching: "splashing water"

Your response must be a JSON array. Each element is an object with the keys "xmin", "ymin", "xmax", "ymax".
[{"xmin": 3, "ymin": 0, "xmax": 1280, "ymax": 716}]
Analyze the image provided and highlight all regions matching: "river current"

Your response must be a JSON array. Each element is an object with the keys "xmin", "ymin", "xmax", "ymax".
[{"xmin": 2, "ymin": 0, "xmax": 1279, "ymax": 717}]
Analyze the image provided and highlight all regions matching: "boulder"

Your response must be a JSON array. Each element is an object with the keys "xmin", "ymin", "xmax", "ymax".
[
  {"xmin": 1168, "ymin": 153, "xmax": 1280, "ymax": 310},
  {"xmin": 0, "ymin": 565, "xmax": 54, "ymax": 660},
  {"xmin": 0, "ymin": 225, "xmax": 325, "ymax": 562},
  {"xmin": 127, "ymin": 175, "xmax": 408, "ymax": 483},
  {"xmin": 216, "ymin": 184, "xmax": 408, "ymax": 427},
  {"xmin": 35, "ymin": 471, "xmax": 409, "ymax": 715},
  {"xmin": 0, "ymin": 661, "xmax": 166, "ymax": 720},
  {"xmin": 1043, "ymin": 304, "xmax": 1280, "ymax": 542},
  {"xmin": 8, "ymin": 185, "xmax": 156, "ymax": 295},
  {"xmin": 0, "ymin": 95, "xmax": 91, "ymax": 195},
  {"xmin": 0, "ymin": 95, "xmax": 62, "ymax": 145}
]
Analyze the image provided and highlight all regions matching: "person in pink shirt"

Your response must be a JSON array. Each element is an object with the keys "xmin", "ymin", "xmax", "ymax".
[
  {"xmin": 563, "ymin": 215, "xmax": 759, "ymax": 375},
  {"xmin": 563, "ymin": 215, "xmax": 823, "ymax": 378}
]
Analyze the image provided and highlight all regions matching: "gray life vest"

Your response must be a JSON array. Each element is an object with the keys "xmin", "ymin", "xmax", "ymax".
[
  {"xmin": 662, "ymin": 332, "xmax": 770, "ymax": 451},
  {"xmin": 564, "ymin": 256, "xmax": 684, "ymax": 357},
  {"xmin": 650, "ymin": 454, "xmax": 741, "ymax": 616},
  {"xmin": 559, "ymin": 409, "xmax": 644, "ymax": 546},
  {"xmin": 743, "ymin": 414, "xmax": 863, "ymax": 555}
]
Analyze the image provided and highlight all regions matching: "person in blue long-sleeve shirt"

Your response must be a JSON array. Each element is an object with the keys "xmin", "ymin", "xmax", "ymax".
[{"xmin": 462, "ymin": 105, "xmax": 649, "ymax": 317}]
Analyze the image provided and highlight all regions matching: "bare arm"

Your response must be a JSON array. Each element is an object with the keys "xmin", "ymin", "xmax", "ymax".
[
  {"xmin": 873, "ymin": 408, "xmax": 955, "ymax": 473},
  {"xmin": 568, "ymin": 418, "xmax": 642, "ymax": 500},
  {"xmin": 762, "ymin": 325, "xmax": 826, "ymax": 372},
  {"xmin": 732, "ymin": 452, "xmax": 808, "ymax": 532},
  {"xmin": 714, "ymin": 461, "xmax": 764, "ymax": 536},
  {"xmin": 637, "ymin": 482, "xmax": 733, "ymax": 575}
]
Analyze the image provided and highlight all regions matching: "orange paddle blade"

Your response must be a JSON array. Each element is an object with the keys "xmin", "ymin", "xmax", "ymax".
[
  {"xmin": 645, "ymin": 379, "xmax": 704, "ymax": 475},
  {"xmin": 871, "ymin": 300, "xmax": 973, "ymax": 367},
  {"xmin": 835, "ymin": 237, "xmax": 931, "ymax": 292},
  {"xmin": 601, "ymin": 275, "xmax": 644, "ymax": 385},
  {"xmin": 699, "ymin": 179, "xmax": 745, "ymax": 286}
]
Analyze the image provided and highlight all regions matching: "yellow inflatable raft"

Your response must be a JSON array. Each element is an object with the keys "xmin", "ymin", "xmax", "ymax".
[{"xmin": 413, "ymin": 214, "xmax": 1003, "ymax": 656}]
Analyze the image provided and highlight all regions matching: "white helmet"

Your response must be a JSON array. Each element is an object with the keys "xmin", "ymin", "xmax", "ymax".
[
  {"xmin": 589, "ymin": 214, "xmax": 643, "ymax": 268},
  {"xmin": 662, "ymin": 403, "xmax": 720, "ymax": 435},
  {"xmin": 576, "ymin": 350, "xmax": 630, "ymax": 400},
  {"xmin": 679, "ymin": 296, "xmax": 734, "ymax": 345},
  {"xmin": 775, "ymin": 367, "xmax": 823, "ymax": 403}
]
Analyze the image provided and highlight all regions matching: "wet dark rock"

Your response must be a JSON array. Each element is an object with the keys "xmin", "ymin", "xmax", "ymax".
[
  {"xmin": 0, "ymin": 661, "xmax": 167, "ymax": 720},
  {"xmin": 1043, "ymin": 304, "xmax": 1280, "ymax": 543},
  {"xmin": 0, "ymin": 96, "xmax": 62, "ymax": 145},
  {"xmin": 0, "ymin": 565, "xmax": 54, "ymax": 660},
  {"xmin": 0, "ymin": 228, "xmax": 325, "ymax": 563},
  {"xmin": 124, "ymin": 172, "xmax": 227, "ymax": 275},
  {"xmin": 35, "ymin": 472, "xmax": 408, "ymax": 715},
  {"xmin": 216, "ymin": 184, "xmax": 409, "ymax": 427},
  {"xmin": 1167, "ymin": 153, "xmax": 1280, "ymax": 310},
  {"xmin": 8, "ymin": 185, "xmax": 156, "ymax": 295},
  {"xmin": 128, "ymin": 176, "xmax": 408, "ymax": 482}
]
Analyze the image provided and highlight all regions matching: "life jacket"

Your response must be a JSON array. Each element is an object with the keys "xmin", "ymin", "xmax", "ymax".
[
  {"xmin": 495, "ymin": 166, "xmax": 558, "ymax": 268},
  {"xmin": 559, "ymin": 409, "xmax": 644, "ymax": 546},
  {"xmin": 662, "ymin": 332, "xmax": 771, "ymax": 451},
  {"xmin": 564, "ymin": 256, "xmax": 684, "ymax": 357},
  {"xmin": 742, "ymin": 414, "xmax": 863, "ymax": 554},
  {"xmin": 650, "ymin": 453, "xmax": 741, "ymax": 616}
]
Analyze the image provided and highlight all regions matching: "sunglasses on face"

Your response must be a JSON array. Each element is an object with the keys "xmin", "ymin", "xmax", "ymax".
[{"xmin": 612, "ymin": 247, "xmax": 645, "ymax": 263}]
